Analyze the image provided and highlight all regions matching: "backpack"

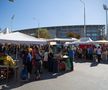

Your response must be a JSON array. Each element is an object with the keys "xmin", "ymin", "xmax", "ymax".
[{"xmin": 20, "ymin": 67, "xmax": 28, "ymax": 80}]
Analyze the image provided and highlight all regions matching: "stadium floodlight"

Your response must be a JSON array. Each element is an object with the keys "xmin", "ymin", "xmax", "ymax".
[
  {"xmin": 103, "ymin": 4, "xmax": 108, "ymax": 39},
  {"xmin": 80, "ymin": 0, "xmax": 86, "ymax": 37}
]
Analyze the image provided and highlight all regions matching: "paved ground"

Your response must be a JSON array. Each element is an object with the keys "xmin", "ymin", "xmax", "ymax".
[{"xmin": 1, "ymin": 61, "xmax": 108, "ymax": 90}]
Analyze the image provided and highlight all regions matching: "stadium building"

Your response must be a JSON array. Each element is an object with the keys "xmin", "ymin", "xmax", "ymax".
[{"xmin": 17, "ymin": 25, "xmax": 105, "ymax": 40}]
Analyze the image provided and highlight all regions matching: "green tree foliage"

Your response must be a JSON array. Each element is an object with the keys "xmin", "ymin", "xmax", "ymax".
[
  {"xmin": 67, "ymin": 32, "xmax": 81, "ymax": 39},
  {"xmin": 36, "ymin": 28, "xmax": 51, "ymax": 39}
]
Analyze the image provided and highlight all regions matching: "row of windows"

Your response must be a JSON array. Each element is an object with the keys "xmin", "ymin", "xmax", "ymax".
[
  {"xmin": 86, "ymin": 33, "xmax": 99, "ymax": 37},
  {"xmin": 19, "ymin": 25, "xmax": 105, "ymax": 40}
]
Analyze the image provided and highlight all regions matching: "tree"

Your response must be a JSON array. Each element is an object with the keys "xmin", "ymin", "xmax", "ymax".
[
  {"xmin": 67, "ymin": 32, "xmax": 75, "ymax": 38},
  {"xmin": 75, "ymin": 34, "xmax": 80, "ymax": 39},
  {"xmin": 67, "ymin": 32, "xmax": 81, "ymax": 39},
  {"xmin": 36, "ymin": 28, "xmax": 51, "ymax": 39}
]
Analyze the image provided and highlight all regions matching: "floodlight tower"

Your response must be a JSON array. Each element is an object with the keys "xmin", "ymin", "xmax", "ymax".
[
  {"xmin": 103, "ymin": 4, "xmax": 108, "ymax": 39},
  {"xmin": 80, "ymin": 0, "xmax": 86, "ymax": 37}
]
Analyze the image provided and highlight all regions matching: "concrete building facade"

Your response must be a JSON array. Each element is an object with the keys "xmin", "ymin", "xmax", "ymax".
[{"xmin": 17, "ymin": 25, "xmax": 105, "ymax": 40}]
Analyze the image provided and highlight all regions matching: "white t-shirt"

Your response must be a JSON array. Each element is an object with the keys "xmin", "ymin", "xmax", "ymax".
[{"xmin": 96, "ymin": 48, "xmax": 102, "ymax": 55}]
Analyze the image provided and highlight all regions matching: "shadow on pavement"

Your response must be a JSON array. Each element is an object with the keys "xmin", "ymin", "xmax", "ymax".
[
  {"xmin": 74, "ymin": 58, "xmax": 88, "ymax": 63},
  {"xmin": 0, "ymin": 70, "xmax": 72, "ymax": 90},
  {"xmin": 74, "ymin": 58, "xmax": 108, "ymax": 67},
  {"xmin": 90, "ymin": 60, "xmax": 108, "ymax": 67},
  {"xmin": 90, "ymin": 61, "xmax": 99, "ymax": 67}
]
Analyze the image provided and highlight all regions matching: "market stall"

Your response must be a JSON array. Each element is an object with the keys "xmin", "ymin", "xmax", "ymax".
[
  {"xmin": 0, "ymin": 32, "xmax": 47, "ymax": 45},
  {"xmin": 66, "ymin": 37, "xmax": 94, "ymax": 45},
  {"xmin": 0, "ymin": 32, "xmax": 47, "ymax": 80},
  {"xmin": 48, "ymin": 38, "xmax": 78, "ymax": 42}
]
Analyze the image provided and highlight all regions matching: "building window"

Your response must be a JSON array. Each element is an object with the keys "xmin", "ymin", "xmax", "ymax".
[
  {"xmin": 92, "ymin": 33, "xmax": 98, "ymax": 36},
  {"xmin": 87, "ymin": 30, "xmax": 97, "ymax": 33},
  {"xmin": 87, "ymin": 34, "xmax": 91, "ymax": 36}
]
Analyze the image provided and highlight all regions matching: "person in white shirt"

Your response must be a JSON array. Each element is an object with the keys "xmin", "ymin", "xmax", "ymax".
[
  {"xmin": 96, "ymin": 46, "xmax": 102, "ymax": 63},
  {"xmin": 43, "ymin": 50, "xmax": 48, "ymax": 69}
]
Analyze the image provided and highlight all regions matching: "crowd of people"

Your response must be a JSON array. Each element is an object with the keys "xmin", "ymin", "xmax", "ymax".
[
  {"xmin": 0, "ymin": 44, "xmax": 74, "ymax": 81},
  {"xmin": 76, "ymin": 45, "xmax": 108, "ymax": 63},
  {"xmin": 20, "ymin": 45, "xmax": 74, "ymax": 80},
  {"xmin": 0, "ymin": 43, "xmax": 108, "ymax": 81}
]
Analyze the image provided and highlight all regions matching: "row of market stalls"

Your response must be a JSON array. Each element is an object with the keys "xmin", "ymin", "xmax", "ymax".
[
  {"xmin": 0, "ymin": 31, "xmax": 108, "ymax": 80},
  {"xmin": 0, "ymin": 32, "xmax": 78, "ymax": 80},
  {"xmin": 0, "ymin": 31, "xmax": 108, "ymax": 45},
  {"xmin": 0, "ymin": 31, "xmax": 80, "ymax": 45},
  {"xmin": 64, "ymin": 38, "xmax": 108, "ymax": 45}
]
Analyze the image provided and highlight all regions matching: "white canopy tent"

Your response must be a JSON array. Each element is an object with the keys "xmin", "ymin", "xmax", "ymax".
[
  {"xmin": 67, "ymin": 37, "xmax": 93, "ymax": 45},
  {"xmin": 93, "ymin": 40, "xmax": 108, "ymax": 44},
  {"xmin": 48, "ymin": 38, "xmax": 78, "ymax": 42},
  {"xmin": 0, "ymin": 31, "xmax": 47, "ymax": 60},
  {"xmin": 0, "ymin": 32, "xmax": 47, "ymax": 45},
  {"xmin": 49, "ymin": 42, "xmax": 57, "ymax": 45}
]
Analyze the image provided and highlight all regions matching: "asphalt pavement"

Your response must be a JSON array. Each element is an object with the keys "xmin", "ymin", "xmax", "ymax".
[{"xmin": 1, "ymin": 61, "xmax": 108, "ymax": 90}]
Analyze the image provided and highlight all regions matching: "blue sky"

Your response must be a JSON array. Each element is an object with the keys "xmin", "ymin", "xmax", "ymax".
[{"xmin": 0, "ymin": 0, "xmax": 108, "ymax": 31}]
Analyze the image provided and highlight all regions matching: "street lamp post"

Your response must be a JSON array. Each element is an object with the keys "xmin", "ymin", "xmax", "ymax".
[
  {"xmin": 37, "ymin": 22, "xmax": 40, "ymax": 38},
  {"xmin": 10, "ymin": 14, "xmax": 15, "ymax": 32},
  {"xmin": 80, "ymin": 0, "xmax": 86, "ymax": 37},
  {"xmin": 33, "ymin": 17, "xmax": 40, "ymax": 38},
  {"xmin": 103, "ymin": 4, "xmax": 108, "ymax": 40}
]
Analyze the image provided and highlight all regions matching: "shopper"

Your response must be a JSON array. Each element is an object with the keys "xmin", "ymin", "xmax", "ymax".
[{"xmin": 68, "ymin": 47, "xmax": 75, "ymax": 71}]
